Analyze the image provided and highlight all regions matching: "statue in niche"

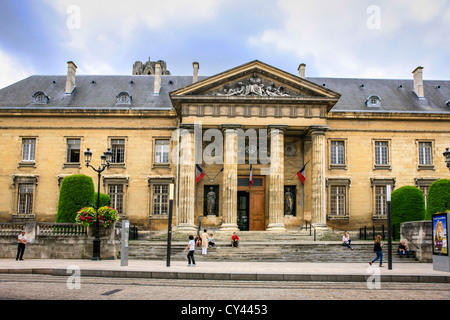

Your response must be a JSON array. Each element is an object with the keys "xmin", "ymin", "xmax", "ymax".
[
  {"xmin": 284, "ymin": 188, "xmax": 294, "ymax": 215},
  {"xmin": 206, "ymin": 187, "xmax": 217, "ymax": 216}
]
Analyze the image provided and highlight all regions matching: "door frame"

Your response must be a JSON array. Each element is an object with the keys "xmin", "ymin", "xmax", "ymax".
[{"xmin": 237, "ymin": 175, "xmax": 265, "ymax": 230}]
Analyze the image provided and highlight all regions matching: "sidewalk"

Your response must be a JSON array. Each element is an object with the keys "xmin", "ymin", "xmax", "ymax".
[{"xmin": 1, "ymin": 259, "xmax": 449, "ymax": 283}]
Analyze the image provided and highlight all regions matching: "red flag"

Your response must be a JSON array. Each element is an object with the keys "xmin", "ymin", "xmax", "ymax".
[{"xmin": 249, "ymin": 164, "xmax": 253, "ymax": 187}]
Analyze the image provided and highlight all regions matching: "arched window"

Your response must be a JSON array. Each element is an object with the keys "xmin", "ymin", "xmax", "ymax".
[
  {"xmin": 32, "ymin": 91, "xmax": 49, "ymax": 104},
  {"xmin": 116, "ymin": 92, "xmax": 132, "ymax": 104},
  {"xmin": 366, "ymin": 95, "xmax": 381, "ymax": 108}
]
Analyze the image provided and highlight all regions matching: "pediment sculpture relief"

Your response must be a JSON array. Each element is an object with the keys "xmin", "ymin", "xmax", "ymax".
[{"xmin": 214, "ymin": 73, "xmax": 293, "ymax": 97}]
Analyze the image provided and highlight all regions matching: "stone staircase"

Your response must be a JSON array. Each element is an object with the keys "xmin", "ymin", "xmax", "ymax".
[{"xmin": 128, "ymin": 230, "xmax": 417, "ymax": 263}]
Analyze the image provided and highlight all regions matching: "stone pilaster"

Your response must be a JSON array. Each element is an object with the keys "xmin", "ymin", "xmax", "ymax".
[
  {"xmin": 220, "ymin": 125, "xmax": 240, "ymax": 231},
  {"xmin": 177, "ymin": 124, "xmax": 197, "ymax": 231},
  {"xmin": 267, "ymin": 126, "xmax": 286, "ymax": 231},
  {"xmin": 309, "ymin": 125, "xmax": 328, "ymax": 229}
]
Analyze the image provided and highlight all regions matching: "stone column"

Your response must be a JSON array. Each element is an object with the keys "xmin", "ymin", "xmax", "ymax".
[
  {"xmin": 309, "ymin": 125, "xmax": 328, "ymax": 229},
  {"xmin": 267, "ymin": 126, "xmax": 286, "ymax": 232},
  {"xmin": 177, "ymin": 124, "xmax": 197, "ymax": 231},
  {"xmin": 220, "ymin": 125, "xmax": 240, "ymax": 231}
]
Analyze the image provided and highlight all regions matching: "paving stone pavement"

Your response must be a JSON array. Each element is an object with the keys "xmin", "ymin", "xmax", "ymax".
[{"xmin": 0, "ymin": 258, "xmax": 449, "ymax": 283}]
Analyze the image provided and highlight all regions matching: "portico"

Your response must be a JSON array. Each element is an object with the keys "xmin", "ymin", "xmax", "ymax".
[{"xmin": 170, "ymin": 60, "xmax": 340, "ymax": 232}]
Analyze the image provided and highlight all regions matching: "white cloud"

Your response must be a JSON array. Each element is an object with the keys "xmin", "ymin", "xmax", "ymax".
[
  {"xmin": 41, "ymin": 0, "xmax": 226, "ymax": 75},
  {"xmin": 0, "ymin": 49, "xmax": 35, "ymax": 89},
  {"xmin": 247, "ymin": 0, "xmax": 450, "ymax": 79}
]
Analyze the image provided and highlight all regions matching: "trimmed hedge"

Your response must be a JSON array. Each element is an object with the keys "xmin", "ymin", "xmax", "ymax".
[
  {"xmin": 391, "ymin": 186, "xmax": 426, "ymax": 236},
  {"xmin": 94, "ymin": 192, "xmax": 111, "ymax": 208},
  {"xmin": 426, "ymin": 179, "xmax": 450, "ymax": 220},
  {"xmin": 56, "ymin": 174, "xmax": 95, "ymax": 223}
]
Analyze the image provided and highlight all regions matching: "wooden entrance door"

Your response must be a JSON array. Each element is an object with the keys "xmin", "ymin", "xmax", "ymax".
[
  {"xmin": 249, "ymin": 190, "xmax": 265, "ymax": 230},
  {"xmin": 238, "ymin": 176, "xmax": 265, "ymax": 231}
]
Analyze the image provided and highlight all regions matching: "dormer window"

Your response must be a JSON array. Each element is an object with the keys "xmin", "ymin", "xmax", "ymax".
[
  {"xmin": 32, "ymin": 91, "xmax": 49, "ymax": 104},
  {"xmin": 446, "ymin": 100, "xmax": 450, "ymax": 108},
  {"xmin": 116, "ymin": 92, "xmax": 131, "ymax": 104},
  {"xmin": 366, "ymin": 95, "xmax": 381, "ymax": 108}
]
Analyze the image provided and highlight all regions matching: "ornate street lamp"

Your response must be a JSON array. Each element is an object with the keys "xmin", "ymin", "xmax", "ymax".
[
  {"xmin": 84, "ymin": 148, "xmax": 112, "ymax": 260},
  {"xmin": 443, "ymin": 148, "xmax": 450, "ymax": 169}
]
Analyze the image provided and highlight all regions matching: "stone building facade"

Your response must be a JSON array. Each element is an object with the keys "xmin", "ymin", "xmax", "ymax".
[{"xmin": 0, "ymin": 59, "xmax": 449, "ymax": 232}]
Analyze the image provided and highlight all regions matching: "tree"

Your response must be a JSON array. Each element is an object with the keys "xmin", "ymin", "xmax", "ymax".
[
  {"xmin": 56, "ymin": 174, "xmax": 95, "ymax": 223},
  {"xmin": 391, "ymin": 186, "xmax": 426, "ymax": 237},
  {"xmin": 426, "ymin": 179, "xmax": 450, "ymax": 220}
]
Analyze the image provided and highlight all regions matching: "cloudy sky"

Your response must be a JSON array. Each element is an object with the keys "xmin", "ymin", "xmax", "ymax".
[{"xmin": 0, "ymin": 0, "xmax": 449, "ymax": 89}]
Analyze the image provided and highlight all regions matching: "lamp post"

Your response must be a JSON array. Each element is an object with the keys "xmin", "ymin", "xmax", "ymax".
[
  {"xmin": 84, "ymin": 148, "xmax": 112, "ymax": 261},
  {"xmin": 386, "ymin": 185, "xmax": 392, "ymax": 270},
  {"xmin": 166, "ymin": 183, "xmax": 174, "ymax": 267},
  {"xmin": 443, "ymin": 148, "xmax": 450, "ymax": 169}
]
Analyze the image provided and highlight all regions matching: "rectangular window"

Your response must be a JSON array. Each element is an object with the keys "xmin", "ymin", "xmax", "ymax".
[
  {"xmin": 155, "ymin": 139, "xmax": 170, "ymax": 164},
  {"xmin": 111, "ymin": 139, "xmax": 125, "ymax": 163},
  {"xmin": 375, "ymin": 185, "xmax": 387, "ymax": 216},
  {"xmin": 22, "ymin": 138, "xmax": 36, "ymax": 162},
  {"xmin": 330, "ymin": 186, "xmax": 346, "ymax": 215},
  {"xmin": 330, "ymin": 141, "xmax": 345, "ymax": 165},
  {"xmin": 374, "ymin": 141, "xmax": 388, "ymax": 165},
  {"xmin": 419, "ymin": 142, "xmax": 432, "ymax": 165},
  {"xmin": 153, "ymin": 184, "xmax": 168, "ymax": 215},
  {"xmin": 66, "ymin": 139, "xmax": 80, "ymax": 163},
  {"xmin": 419, "ymin": 185, "xmax": 429, "ymax": 207},
  {"xmin": 108, "ymin": 184, "xmax": 124, "ymax": 215},
  {"xmin": 18, "ymin": 184, "xmax": 33, "ymax": 214}
]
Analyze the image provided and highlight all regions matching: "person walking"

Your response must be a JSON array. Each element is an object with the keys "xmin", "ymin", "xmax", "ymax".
[
  {"xmin": 201, "ymin": 229, "xmax": 209, "ymax": 255},
  {"xmin": 369, "ymin": 235, "xmax": 384, "ymax": 267},
  {"xmin": 183, "ymin": 235, "xmax": 196, "ymax": 267},
  {"xmin": 16, "ymin": 230, "xmax": 27, "ymax": 261}
]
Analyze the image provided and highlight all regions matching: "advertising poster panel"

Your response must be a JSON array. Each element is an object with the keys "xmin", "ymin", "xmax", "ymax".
[{"xmin": 432, "ymin": 213, "xmax": 448, "ymax": 256}]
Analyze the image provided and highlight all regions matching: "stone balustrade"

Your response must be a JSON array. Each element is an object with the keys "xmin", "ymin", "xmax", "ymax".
[{"xmin": 0, "ymin": 221, "xmax": 119, "ymax": 260}]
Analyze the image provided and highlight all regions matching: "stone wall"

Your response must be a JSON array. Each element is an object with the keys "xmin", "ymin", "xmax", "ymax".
[
  {"xmin": 0, "ymin": 222, "xmax": 120, "ymax": 260},
  {"xmin": 400, "ymin": 220, "xmax": 432, "ymax": 262}
]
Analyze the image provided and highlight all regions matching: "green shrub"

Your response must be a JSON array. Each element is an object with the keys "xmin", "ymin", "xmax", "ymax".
[
  {"xmin": 426, "ymin": 179, "xmax": 450, "ymax": 220},
  {"xmin": 94, "ymin": 192, "xmax": 111, "ymax": 208},
  {"xmin": 56, "ymin": 174, "xmax": 95, "ymax": 223},
  {"xmin": 391, "ymin": 186, "xmax": 426, "ymax": 237}
]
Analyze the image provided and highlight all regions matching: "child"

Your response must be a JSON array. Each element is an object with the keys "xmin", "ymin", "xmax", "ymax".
[
  {"xmin": 231, "ymin": 232, "xmax": 239, "ymax": 247},
  {"xmin": 183, "ymin": 235, "xmax": 196, "ymax": 267},
  {"xmin": 208, "ymin": 234, "xmax": 215, "ymax": 247}
]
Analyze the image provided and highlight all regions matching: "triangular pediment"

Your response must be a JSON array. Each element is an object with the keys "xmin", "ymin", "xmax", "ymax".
[{"xmin": 170, "ymin": 60, "xmax": 341, "ymax": 100}]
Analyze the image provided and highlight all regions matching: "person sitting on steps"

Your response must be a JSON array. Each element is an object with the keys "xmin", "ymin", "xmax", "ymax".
[
  {"xmin": 231, "ymin": 232, "xmax": 239, "ymax": 248},
  {"xmin": 342, "ymin": 231, "xmax": 354, "ymax": 250}
]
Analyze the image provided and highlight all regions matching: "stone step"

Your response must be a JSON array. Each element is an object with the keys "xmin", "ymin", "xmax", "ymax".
[{"xmin": 128, "ymin": 241, "xmax": 417, "ymax": 263}]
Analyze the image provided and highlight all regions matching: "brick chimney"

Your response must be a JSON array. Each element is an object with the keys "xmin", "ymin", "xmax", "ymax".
[
  {"xmin": 298, "ymin": 63, "xmax": 306, "ymax": 78},
  {"xmin": 65, "ymin": 61, "xmax": 77, "ymax": 94},
  {"xmin": 154, "ymin": 61, "xmax": 161, "ymax": 95},
  {"xmin": 193, "ymin": 61, "xmax": 199, "ymax": 83},
  {"xmin": 412, "ymin": 66, "xmax": 424, "ymax": 98}
]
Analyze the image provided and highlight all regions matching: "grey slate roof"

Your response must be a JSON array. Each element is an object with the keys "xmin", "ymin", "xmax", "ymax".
[
  {"xmin": 0, "ymin": 75, "xmax": 207, "ymax": 110},
  {"xmin": 307, "ymin": 77, "xmax": 450, "ymax": 113},
  {"xmin": 0, "ymin": 73, "xmax": 449, "ymax": 113}
]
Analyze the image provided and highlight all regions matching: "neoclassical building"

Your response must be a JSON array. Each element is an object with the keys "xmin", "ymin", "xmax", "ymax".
[{"xmin": 0, "ymin": 59, "xmax": 448, "ymax": 232}]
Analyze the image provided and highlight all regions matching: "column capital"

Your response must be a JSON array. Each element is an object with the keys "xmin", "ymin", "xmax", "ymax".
[
  {"xmin": 221, "ymin": 124, "xmax": 242, "ymax": 134},
  {"xmin": 180, "ymin": 123, "xmax": 195, "ymax": 133},
  {"xmin": 307, "ymin": 125, "xmax": 329, "ymax": 136},
  {"xmin": 267, "ymin": 125, "xmax": 288, "ymax": 133}
]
